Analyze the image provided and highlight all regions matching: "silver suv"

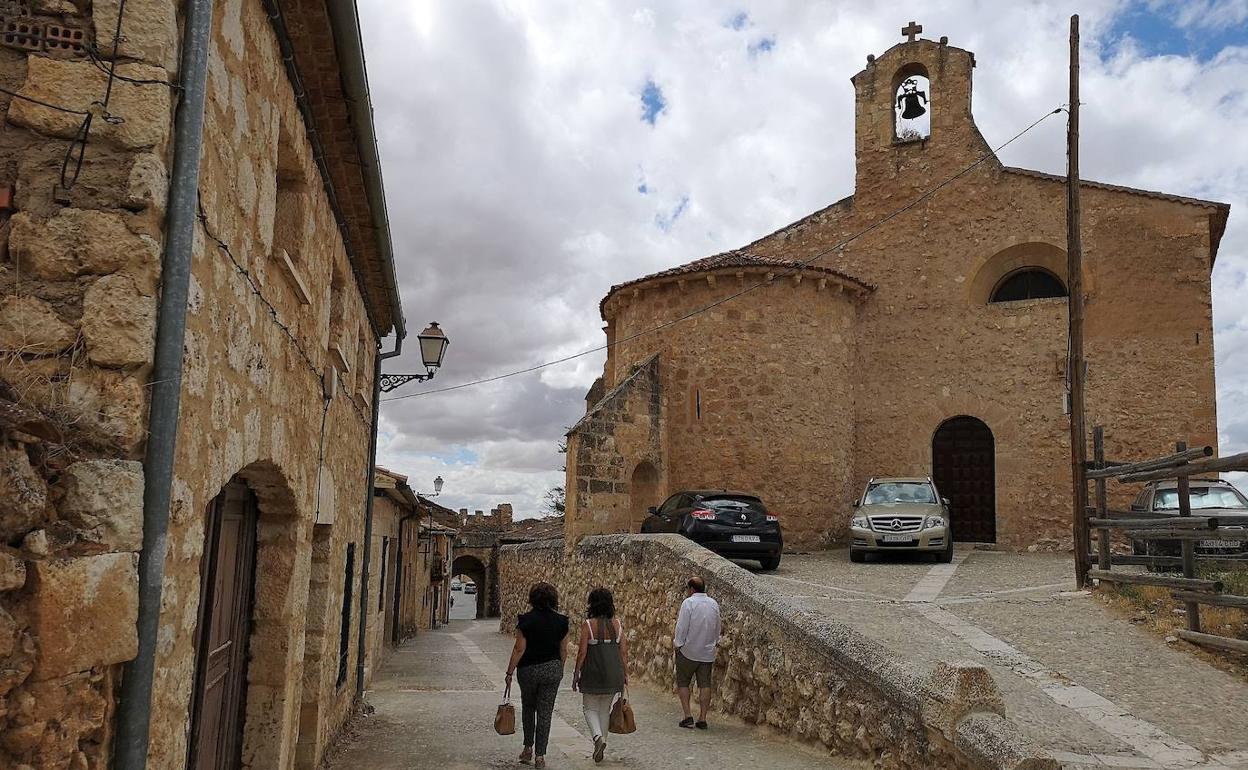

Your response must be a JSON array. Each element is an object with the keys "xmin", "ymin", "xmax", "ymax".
[{"xmin": 849, "ymin": 477, "xmax": 953, "ymax": 563}]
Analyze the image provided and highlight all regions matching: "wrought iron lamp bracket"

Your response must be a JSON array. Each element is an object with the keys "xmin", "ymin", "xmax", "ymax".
[{"xmin": 378, "ymin": 370, "xmax": 436, "ymax": 392}]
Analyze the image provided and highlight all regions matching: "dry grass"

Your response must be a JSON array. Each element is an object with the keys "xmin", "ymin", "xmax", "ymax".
[{"xmin": 1096, "ymin": 566, "xmax": 1248, "ymax": 680}]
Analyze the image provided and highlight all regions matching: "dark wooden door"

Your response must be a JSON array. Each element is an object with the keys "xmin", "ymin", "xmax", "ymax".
[
  {"xmin": 932, "ymin": 416, "xmax": 996, "ymax": 543},
  {"xmin": 189, "ymin": 480, "xmax": 258, "ymax": 770}
]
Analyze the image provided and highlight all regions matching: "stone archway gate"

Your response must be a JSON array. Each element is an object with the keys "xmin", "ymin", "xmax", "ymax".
[{"xmin": 452, "ymin": 531, "xmax": 501, "ymax": 618}]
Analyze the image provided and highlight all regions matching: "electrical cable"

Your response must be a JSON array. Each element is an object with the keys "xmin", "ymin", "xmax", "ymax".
[
  {"xmin": 196, "ymin": 201, "xmax": 373, "ymax": 427},
  {"xmin": 0, "ymin": 84, "xmax": 90, "ymax": 115},
  {"xmin": 382, "ymin": 104, "xmax": 1066, "ymax": 402}
]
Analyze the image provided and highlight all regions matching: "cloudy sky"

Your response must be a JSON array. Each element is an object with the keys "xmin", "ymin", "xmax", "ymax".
[{"xmin": 358, "ymin": 0, "xmax": 1248, "ymax": 518}]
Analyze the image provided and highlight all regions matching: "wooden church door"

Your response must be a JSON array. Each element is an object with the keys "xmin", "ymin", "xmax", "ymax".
[{"xmin": 932, "ymin": 416, "xmax": 996, "ymax": 543}]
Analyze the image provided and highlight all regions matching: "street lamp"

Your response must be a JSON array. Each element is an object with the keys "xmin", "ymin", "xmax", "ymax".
[{"xmin": 379, "ymin": 322, "xmax": 451, "ymax": 392}]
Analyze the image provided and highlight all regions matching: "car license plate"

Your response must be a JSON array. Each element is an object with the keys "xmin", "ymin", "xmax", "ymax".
[
  {"xmin": 882, "ymin": 535, "xmax": 913, "ymax": 543},
  {"xmin": 1199, "ymin": 539, "xmax": 1236, "ymax": 549},
  {"xmin": 732, "ymin": 535, "xmax": 760, "ymax": 543}
]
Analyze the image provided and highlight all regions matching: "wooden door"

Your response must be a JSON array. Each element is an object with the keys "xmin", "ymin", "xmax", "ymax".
[
  {"xmin": 189, "ymin": 480, "xmax": 259, "ymax": 770},
  {"xmin": 932, "ymin": 416, "xmax": 996, "ymax": 543}
]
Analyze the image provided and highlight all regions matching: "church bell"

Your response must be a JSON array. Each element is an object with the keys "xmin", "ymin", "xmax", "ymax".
[{"xmin": 900, "ymin": 92, "xmax": 926, "ymax": 119}]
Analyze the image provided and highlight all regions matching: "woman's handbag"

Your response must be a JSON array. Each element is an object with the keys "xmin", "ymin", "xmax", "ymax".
[
  {"xmin": 608, "ymin": 689, "xmax": 636, "ymax": 734},
  {"xmin": 494, "ymin": 682, "xmax": 516, "ymax": 735}
]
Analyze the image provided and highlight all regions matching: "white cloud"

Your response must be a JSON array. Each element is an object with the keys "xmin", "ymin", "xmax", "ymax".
[{"xmin": 359, "ymin": 1, "xmax": 1248, "ymax": 515}]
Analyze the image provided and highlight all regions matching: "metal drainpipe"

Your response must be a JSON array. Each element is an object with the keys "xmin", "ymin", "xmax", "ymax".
[
  {"xmin": 113, "ymin": 1, "xmax": 215, "ymax": 767},
  {"xmin": 356, "ymin": 336, "xmax": 403, "ymax": 697}
]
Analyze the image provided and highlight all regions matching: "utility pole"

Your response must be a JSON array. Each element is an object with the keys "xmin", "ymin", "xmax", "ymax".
[{"xmin": 1067, "ymin": 14, "xmax": 1091, "ymax": 588}]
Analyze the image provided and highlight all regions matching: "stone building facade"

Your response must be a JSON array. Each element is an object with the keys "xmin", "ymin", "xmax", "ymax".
[
  {"xmin": 373, "ymin": 468, "xmax": 454, "ymax": 639},
  {"xmin": 0, "ymin": 2, "xmax": 407, "ymax": 770},
  {"xmin": 567, "ymin": 29, "xmax": 1227, "ymax": 551}
]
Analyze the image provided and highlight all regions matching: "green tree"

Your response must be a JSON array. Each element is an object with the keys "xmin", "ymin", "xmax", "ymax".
[{"xmin": 542, "ymin": 436, "xmax": 568, "ymax": 516}]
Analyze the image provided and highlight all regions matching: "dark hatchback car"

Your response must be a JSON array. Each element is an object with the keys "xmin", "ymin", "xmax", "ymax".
[
  {"xmin": 640, "ymin": 490, "xmax": 783, "ymax": 570},
  {"xmin": 1130, "ymin": 478, "xmax": 1248, "ymax": 560}
]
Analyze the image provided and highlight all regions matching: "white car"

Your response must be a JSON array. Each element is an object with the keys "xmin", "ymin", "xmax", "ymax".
[{"xmin": 451, "ymin": 579, "xmax": 462, "ymax": 591}]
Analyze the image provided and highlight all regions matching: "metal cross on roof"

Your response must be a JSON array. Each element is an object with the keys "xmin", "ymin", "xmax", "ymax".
[{"xmin": 902, "ymin": 21, "xmax": 923, "ymax": 43}]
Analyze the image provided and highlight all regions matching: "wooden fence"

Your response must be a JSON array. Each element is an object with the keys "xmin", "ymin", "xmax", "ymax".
[{"xmin": 1083, "ymin": 425, "xmax": 1248, "ymax": 655}]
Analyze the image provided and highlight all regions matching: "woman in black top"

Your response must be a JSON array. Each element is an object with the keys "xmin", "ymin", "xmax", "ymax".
[{"xmin": 505, "ymin": 581, "xmax": 568, "ymax": 768}]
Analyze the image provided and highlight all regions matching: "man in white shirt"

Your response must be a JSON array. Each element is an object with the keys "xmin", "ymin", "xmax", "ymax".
[{"xmin": 672, "ymin": 575, "xmax": 720, "ymax": 729}]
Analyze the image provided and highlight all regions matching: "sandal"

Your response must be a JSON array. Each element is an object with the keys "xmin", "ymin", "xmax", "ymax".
[
  {"xmin": 535, "ymin": 758, "xmax": 546, "ymax": 769},
  {"xmin": 519, "ymin": 747, "xmax": 532, "ymax": 765},
  {"xmin": 679, "ymin": 717, "xmax": 695, "ymax": 729}
]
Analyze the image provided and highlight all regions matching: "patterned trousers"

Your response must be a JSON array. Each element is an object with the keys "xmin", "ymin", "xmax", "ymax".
[{"xmin": 516, "ymin": 660, "xmax": 563, "ymax": 755}]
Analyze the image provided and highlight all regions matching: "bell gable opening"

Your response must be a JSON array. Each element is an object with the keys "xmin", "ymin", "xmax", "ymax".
[{"xmin": 893, "ymin": 64, "xmax": 930, "ymax": 142}]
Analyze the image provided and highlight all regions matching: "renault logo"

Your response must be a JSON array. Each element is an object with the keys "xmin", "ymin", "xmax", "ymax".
[
  {"xmin": 739, "ymin": 514, "xmax": 747, "ymax": 521},
  {"xmin": 890, "ymin": 519, "xmax": 903, "ymax": 530}
]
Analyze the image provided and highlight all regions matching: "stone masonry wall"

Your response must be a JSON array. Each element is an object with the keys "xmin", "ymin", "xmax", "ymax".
[
  {"xmin": 500, "ymin": 535, "xmax": 1055, "ymax": 770},
  {"xmin": 0, "ymin": 2, "xmax": 173, "ymax": 767},
  {"xmin": 565, "ymin": 355, "xmax": 663, "ymax": 543},
  {"xmin": 155, "ymin": 2, "xmax": 381, "ymax": 769},
  {"xmin": 0, "ymin": 2, "xmax": 388, "ymax": 769},
  {"xmin": 602, "ymin": 273, "xmax": 862, "ymax": 549}
]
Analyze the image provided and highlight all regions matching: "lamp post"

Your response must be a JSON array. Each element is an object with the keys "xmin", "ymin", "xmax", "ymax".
[{"xmin": 378, "ymin": 322, "xmax": 450, "ymax": 392}]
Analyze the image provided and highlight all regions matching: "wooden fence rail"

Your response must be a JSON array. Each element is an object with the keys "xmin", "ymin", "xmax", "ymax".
[{"xmin": 1085, "ymin": 425, "xmax": 1248, "ymax": 656}]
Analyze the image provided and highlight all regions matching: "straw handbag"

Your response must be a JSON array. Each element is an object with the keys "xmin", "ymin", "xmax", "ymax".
[
  {"xmin": 608, "ymin": 689, "xmax": 636, "ymax": 734},
  {"xmin": 494, "ymin": 682, "xmax": 516, "ymax": 735}
]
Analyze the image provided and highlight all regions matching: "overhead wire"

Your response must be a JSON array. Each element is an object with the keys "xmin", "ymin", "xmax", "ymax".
[
  {"xmin": 196, "ymin": 200, "xmax": 373, "ymax": 427},
  {"xmin": 382, "ymin": 104, "xmax": 1066, "ymax": 402}
]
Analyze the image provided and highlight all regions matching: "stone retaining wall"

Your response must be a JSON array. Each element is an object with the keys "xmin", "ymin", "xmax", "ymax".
[{"xmin": 500, "ymin": 535, "xmax": 1054, "ymax": 770}]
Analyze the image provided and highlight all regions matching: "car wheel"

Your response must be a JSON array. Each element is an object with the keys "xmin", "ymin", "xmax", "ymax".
[
  {"xmin": 938, "ymin": 544, "xmax": 953, "ymax": 563},
  {"xmin": 758, "ymin": 556, "xmax": 781, "ymax": 571},
  {"xmin": 850, "ymin": 549, "xmax": 865, "ymax": 563}
]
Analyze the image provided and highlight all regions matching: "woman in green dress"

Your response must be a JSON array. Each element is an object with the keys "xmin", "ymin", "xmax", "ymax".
[{"xmin": 572, "ymin": 587, "xmax": 629, "ymax": 763}]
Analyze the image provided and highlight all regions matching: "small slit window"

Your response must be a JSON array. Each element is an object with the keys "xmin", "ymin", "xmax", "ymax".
[
  {"xmin": 989, "ymin": 269, "xmax": 1067, "ymax": 303},
  {"xmin": 337, "ymin": 542, "xmax": 355, "ymax": 688}
]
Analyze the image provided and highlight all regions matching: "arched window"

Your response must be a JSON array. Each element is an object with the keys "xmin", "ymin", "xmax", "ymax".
[
  {"xmin": 893, "ymin": 64, "xmax": 930, "ymax": 142},
  {"xmin": 989, "ymin": 268, "xmax": 1067, "ymax": 303}
]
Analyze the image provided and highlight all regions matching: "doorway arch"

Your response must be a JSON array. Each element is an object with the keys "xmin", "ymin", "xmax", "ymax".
[
  {"xmin": 452, "ymin": 554, "xmax": 488, "ymax": 619},
  {"xmin": 932, "ymin": 416, "xmax": 996, "ymax": 543},
  {"xmin": 628, "ymin": 461, "xmax": 660, "ymax": 532}
]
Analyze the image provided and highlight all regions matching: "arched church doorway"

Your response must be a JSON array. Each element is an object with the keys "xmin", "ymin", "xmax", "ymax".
[
  {"xmin": 932, "ymin": 416, "xmax": 996, "ymax": 543},
  {"xmin": 629, "ymin": 461, "xmax": 660, "ymax": 532},
  {"xmin": 189, "ymin": 479, "xmax": 259, "ymax": 770},
  {"xmin": 452, "ymin": 554, "xmax": 488, "ymax": 619}
]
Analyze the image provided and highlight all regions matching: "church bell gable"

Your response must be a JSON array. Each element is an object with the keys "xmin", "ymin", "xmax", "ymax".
[{"xmin": 851, "ymin": 23, "xmax": 994, "ymax": 198}]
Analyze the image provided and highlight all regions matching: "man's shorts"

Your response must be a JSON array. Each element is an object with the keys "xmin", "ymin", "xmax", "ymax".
[{"xmin": 675, "ymin": 650, "xmax": 713, "ymax": 688}]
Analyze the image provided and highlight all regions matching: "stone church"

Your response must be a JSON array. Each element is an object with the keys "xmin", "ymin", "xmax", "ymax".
[{"xmin": 565, "ymin": 26, "xmax": 1227, "ymax": 551}]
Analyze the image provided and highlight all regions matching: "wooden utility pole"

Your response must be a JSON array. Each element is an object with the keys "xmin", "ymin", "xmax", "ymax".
[{"xmin": 1067, "ymin": 14, "xmax": 1091, "ymax": 588}]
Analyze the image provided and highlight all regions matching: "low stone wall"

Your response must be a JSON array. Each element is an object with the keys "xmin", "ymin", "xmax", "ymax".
[{"xmin": 499, "ymin": 535, "xmax": 1053, "ymax": 770}]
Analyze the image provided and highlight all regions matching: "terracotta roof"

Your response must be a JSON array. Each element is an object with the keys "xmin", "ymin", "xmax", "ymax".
[{"xmin": 601, "ymin": 249, "xmax": 874, "ymax": 316}]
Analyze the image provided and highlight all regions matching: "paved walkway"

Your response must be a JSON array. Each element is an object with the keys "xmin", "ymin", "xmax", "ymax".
[
  {"xmin": 757, "ymin": 550, "xmax": 1248, "ymax": 770},
  {"xmin": 324, "ymin": 618, "xmax": 867, "ymax": 770}
]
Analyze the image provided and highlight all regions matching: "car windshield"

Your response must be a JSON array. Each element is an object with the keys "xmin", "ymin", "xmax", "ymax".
[
  {"xmin": 1153, "ymin": 486, "xmax": 1248, "ymax": 511},
  {"xmin": 864, "ymin": 482, "xmax": 935, "ymax": 505}
]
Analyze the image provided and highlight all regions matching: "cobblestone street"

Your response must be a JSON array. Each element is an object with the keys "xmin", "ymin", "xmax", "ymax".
[
  {"xmin": 324, "ymin": 618, "xmax": 869, "ymax": 769},
  {"xmin": 756, "ymin": 550, "xmax": 1248, "ymax": 770}
]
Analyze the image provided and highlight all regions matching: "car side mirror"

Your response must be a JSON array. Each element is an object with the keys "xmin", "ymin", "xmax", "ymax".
[
  {"xmin": 942, "ymin": 497, "xmax": 951, "ymax": 506},
  {"xmin": 647, "ymin": 506, "xmax": 658, "ymax": 516},
  {"xmin": 851, "ymin": 500, "xmax": 860, "ymax": 507}
]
